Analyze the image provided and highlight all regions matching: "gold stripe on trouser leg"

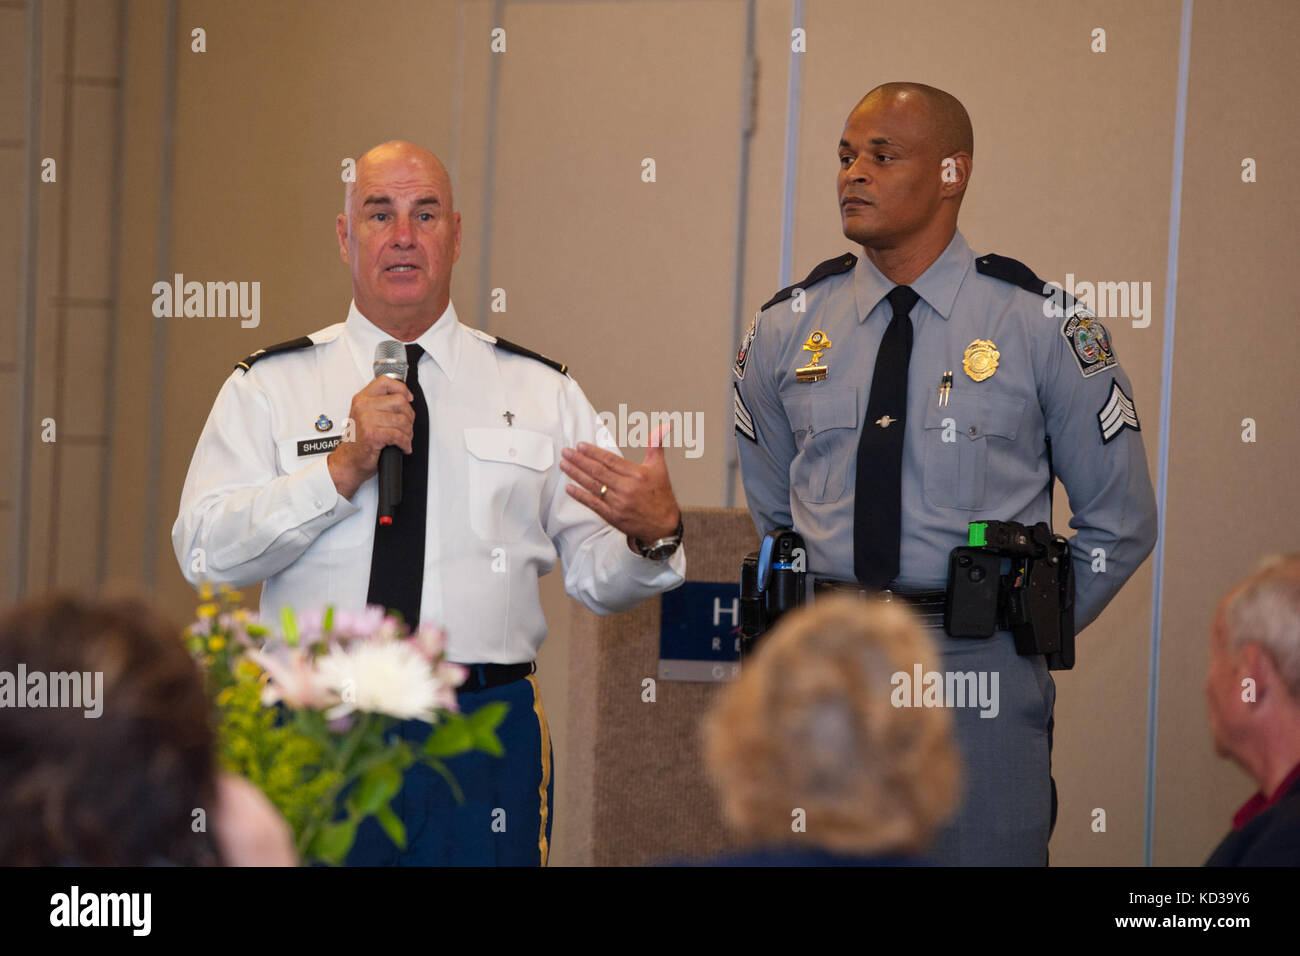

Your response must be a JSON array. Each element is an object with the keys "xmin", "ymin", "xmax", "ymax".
[{"xmin": 526, "ymin": 674, "xmax": 552, "ymax": 866}]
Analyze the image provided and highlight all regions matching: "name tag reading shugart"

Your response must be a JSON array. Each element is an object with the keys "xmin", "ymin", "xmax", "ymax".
[
  {"xmin": 297, "ymin": 435, "xmax": 342, "ymax": 457},
  {"xmin": 796, "ymin": 330, "xmax": 832, "ymax": 383}
]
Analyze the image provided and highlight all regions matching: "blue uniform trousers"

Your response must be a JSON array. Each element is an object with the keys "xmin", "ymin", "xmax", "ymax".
[
  {"xmin": 926, "ymin": 629, "xmax": 1055, "ymax": 866},
  {"xmin": 345, "ymin": 674, "xmax": 554, "ymax": 866}
]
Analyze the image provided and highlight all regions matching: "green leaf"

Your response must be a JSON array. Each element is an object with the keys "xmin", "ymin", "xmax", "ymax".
[
  {"xmin": 281, "ymin": 606, "xmax": 299, "ymax": 646},
  {"xmin": 374, "ymin": 805, "xmax": 406, "ymax": 850},
  {"xmin": 310, "ymin": 819, "xmax": 356, "ymax": 866},
  {"xmin": 465, "ymin": 702, "xmax": 509, "ymax": 756},
  {"xmin": 350, "ymin": 741, "xmax": 405, "ymax": 780},
  {"xmin": 424, "ymin": 715, "xmax": 474, "ymax": 757},
  {"xmin": 467, "ymin": 701, "xmax": 509, "ymax": 732},
  {"xmin": 349, "ymin": 763, "xmax": 403, "ymax": 816},
  {"xmin": 323, "ymin": 605, "xmax": 335, "ymax": 634},
  {"xmin": 425, "ymin": 757, "xmax": 465, "ymax": 804},
  {"xmin": 473, "ymin": 727, "xmax": 506, "ymax": 758}
]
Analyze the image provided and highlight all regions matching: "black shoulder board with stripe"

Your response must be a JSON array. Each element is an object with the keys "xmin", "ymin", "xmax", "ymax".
[
  {"xmin": 234, "ymin": 335, "xmax": 315, "ymax": 372},
  {"xmin": 974, "ymin": 254, "xmax": 1052, "ymax": 297},
  {"xmin": 760, "ymin": 253, "xmax": 858, "ymax": 311},
  {"xmin": 493, "ymin": 336, "xmax": 569, "ymax": 376}
]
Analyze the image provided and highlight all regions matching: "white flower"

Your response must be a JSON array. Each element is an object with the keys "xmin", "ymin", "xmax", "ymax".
[{"xmin": 316, "ymin": 640, "xmax": 454, "ymax": 722}]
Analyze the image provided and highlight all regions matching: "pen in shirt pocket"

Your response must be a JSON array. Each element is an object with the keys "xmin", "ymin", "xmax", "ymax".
[{"xmin": 937, "ymin": 370, "xmax": 953, "ymax": 407}]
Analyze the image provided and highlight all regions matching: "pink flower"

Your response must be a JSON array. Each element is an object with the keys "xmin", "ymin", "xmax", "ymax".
[
  {"xmin": 412, "ymin": 623, "xmax": 450, "ymax": 660},
  {"xmin": 434, "ymin": 661, "xmax": 468, "ymax": 713},
  {"xmin": 247, "ymin": 646, "xmax": 339, "ymax": 711},
  {"xmin": 293, "ymin": 608, "xmax": 328, "ymax": 648},
  {"xmin": 331, "ymin": 606, "xmax": 399, "ymax": 641}
]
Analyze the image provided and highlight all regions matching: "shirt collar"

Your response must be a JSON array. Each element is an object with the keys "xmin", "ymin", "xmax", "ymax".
[
  {"xmin": 1232, "ymin": 760, "xmax": 1300, "ymax": 830},
  {"xmin": 344, "ymin": 298, "xmax": 462, "ymax": 382},
  {"xmin": 853, "ymin": 230, "xmax": 973, "ymax": 322}
]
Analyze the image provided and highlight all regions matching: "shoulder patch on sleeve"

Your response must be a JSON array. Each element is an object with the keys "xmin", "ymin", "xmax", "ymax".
[
  {"xmin": 492, "ymin": 335, "xmax": 569, "ymax": 376},
  {"xmin": 760, "ymin": 253, "xmax": 857, "ymax": 312},
  {"xmin": 733, "ymin": 313, "xmax": 759, "ymax": 380},
  {"xmin": 1098, "ymin": 378, "xmax": 1140, "ymax": 443},
  {"xmin": 733, "ymin": 383, "xmax": 756, "ymax": 442},
  {"xmin": 1062, "ymin": 311, "xmax": 1118, "ymax": 378},
  {"xmin": 235, "ymin": 336, "xmax": 316, "ymax": 372}
]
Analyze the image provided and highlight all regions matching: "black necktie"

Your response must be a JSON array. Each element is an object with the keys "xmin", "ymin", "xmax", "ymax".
[
  {"xmin": 366, "ymin": 343, "xmax": 429, "ymax": 628},
  {"xmin": 854, "ymin": 286, "xmax": 919, "ymax": 589}
]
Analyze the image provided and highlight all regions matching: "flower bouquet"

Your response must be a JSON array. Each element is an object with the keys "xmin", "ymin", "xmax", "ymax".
[{"xmin": 185, "ymin": 584, "xmax": 506, "ymax": 865}]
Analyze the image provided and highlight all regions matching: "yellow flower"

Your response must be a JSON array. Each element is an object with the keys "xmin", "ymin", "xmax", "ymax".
[
  {"xmin": 197, "ymin": 602, "xmax": 219, "ymax": 619},
  {"xmin": 198, "ymin": 582, "xmax": 214, "ymax": 601},
  {"xmin": 209, "ymin": 636, "xmax": 226, "ymax": 652}
]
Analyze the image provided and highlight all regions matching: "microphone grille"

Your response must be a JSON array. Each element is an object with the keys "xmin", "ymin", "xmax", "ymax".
[{"xmin": 373, "ymin": 340, "xmax": 408, "ymax": 379}]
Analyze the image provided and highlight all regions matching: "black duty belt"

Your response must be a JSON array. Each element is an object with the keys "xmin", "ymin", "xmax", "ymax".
[
  {"xmin": 812, "ymin": 579, "xmax": 947, "ymax": 628},
  {"xmin": 455, "ymin": 661, "xmax": 536, "ymax": 693}
]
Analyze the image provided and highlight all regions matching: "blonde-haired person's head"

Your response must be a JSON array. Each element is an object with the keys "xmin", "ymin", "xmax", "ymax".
[{"xmin": 702, "ymin": 596, "xmax": 960, "ymax": 857}]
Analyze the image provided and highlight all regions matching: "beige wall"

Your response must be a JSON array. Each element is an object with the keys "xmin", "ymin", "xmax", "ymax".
[
  {"xmin": 1154, "ymin": 0, "xmax": 1300, "ymax": 865},
  {"xmin": 5, "ymin": 0, "xmax": 1298, "ymax": 866},
  {"xmin": 3, "ymin": 0, "xmax": 126, "ymax": 599}
]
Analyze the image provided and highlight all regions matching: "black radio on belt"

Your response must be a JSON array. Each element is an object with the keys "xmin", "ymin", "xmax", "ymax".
[
  {"xmin": 739, "ymin": 528, "xmax": 807, "ymax": 659},
  {"xmin": 944, "ymin": 520, "xmax": 1076, "ymax": 671}
]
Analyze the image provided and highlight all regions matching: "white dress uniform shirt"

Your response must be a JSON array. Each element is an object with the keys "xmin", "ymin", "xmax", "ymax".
[{"xmin": 172, "ymin": 299, "xmax": 686, "ymax": 663}]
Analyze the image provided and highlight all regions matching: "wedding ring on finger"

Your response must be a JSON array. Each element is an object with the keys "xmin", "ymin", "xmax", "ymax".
[{"xmin": 599, "ymin": 484, "xmax": 609, "ymax": 499}]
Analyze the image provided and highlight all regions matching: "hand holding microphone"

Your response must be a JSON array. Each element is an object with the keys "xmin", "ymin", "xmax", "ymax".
[{"xmin": 325, "ymin": 342, "xmax": 416, "ymax": 515}]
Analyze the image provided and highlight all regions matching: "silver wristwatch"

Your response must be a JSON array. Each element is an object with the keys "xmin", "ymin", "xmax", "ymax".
[{"xmin": 635, "ymin": 518, "xmax": 684, "ymax": 560}]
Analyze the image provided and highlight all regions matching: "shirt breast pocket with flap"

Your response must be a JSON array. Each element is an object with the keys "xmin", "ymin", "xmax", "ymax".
[
  {"xmin": 464, "ymin": 427, "xmax": 555, "ymax": 542},
  {"xmin": 783, "ymin": 386, "xmax": 859, "ymax": 505},
  {"xmin": 922, "ymin": 391, "xmax": 1027, "ymax": 511}
]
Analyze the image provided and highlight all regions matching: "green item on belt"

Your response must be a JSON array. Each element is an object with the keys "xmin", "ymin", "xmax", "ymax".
[{"xmin": 968, "ymin": 522, "xmax": 988, "ymax": 547}]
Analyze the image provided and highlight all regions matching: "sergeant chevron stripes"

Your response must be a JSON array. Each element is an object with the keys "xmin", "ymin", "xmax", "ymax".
[
  {"xmin": 1098, "ymin": 379, "xmax": 1140, "ymax": 443},
  {"xmin": 733, "ymin": 384, "xmax": 756, "ymax": 442}
]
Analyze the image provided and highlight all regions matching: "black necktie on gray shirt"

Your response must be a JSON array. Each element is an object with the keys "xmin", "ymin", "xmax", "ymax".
[{"xmin": 854, "ymin": 285, "xmax": 919, "ymax": 589}]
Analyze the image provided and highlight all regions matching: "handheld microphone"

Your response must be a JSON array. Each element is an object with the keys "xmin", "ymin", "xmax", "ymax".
[{"xmin": 373, "ymin": 341, "xmax": 408, "ymax": 526}]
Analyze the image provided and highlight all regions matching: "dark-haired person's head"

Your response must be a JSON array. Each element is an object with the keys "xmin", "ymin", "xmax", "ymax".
[
  {"xmin": 838, "ymin": 82, "xmax": 973, "ymax": 254},
  {"xmin": 0, "ymin": 595, "xmax": 222, "ymax": 865}
]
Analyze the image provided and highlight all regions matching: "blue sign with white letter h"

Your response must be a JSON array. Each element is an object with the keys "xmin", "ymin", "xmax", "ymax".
[{"xmin": 658, "ymin": 581, "xmax": 742, "ymax": 683}]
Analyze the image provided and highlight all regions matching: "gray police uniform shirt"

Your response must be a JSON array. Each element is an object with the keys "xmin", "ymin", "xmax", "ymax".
[
  {"xmin": 173, "ymin": 299, "xmax": 686, "ymax": 664},
  {"xmin": 733, "ymin": 230, "xmax": 1157, "ymax": 631}
]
